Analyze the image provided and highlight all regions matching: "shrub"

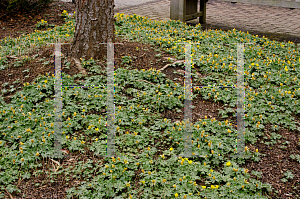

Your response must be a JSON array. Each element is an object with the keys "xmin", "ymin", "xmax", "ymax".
[{"xmin": 0, "ymin": 0, "xmax": 53, "ymax": 13}]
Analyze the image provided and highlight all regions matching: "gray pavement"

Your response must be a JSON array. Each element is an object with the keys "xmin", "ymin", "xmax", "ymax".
[
  {"xmin": 115, "ymin": 0, "xmax": 164, "ymax": 11},
  {"xmin": 115, "ymin": 0, "xmax": 300, "ymax": 43}
]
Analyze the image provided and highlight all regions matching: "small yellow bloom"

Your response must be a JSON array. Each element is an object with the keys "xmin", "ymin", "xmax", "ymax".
[
  {"xmin": 226, "ymin": 161, "xmax": 231, "ymax": 166},
  {"xmin": 175, "ymin": 193, "xmax": 178, "ymax": 197},
  {"xmin": 202, "ymin": 186, "xmax": 206, "ymax": 189},
  {"xmin": 170, "ymin": 147, "xmax": 173, "ymax": 151}
]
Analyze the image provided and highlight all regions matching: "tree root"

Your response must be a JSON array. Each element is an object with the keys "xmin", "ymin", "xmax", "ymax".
[
  {"xmin": 71, "ymin": 57, "xmax": 87, "ymax": 76},
  {"xmin": 158, "ymin": 60, "xmax": 185, "ymax": 71},
  {"xmin": 5, "ymin": 189, "xmax": 14, "ymax": 199},
  {"xmin": 137, "ymin": 79, "xmax": 155, "ymax": 85}
]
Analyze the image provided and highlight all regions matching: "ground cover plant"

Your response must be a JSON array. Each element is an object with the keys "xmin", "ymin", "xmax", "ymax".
[{"xmin": 0, "ymin": 8, "xmax": 300, "ymax": 199}]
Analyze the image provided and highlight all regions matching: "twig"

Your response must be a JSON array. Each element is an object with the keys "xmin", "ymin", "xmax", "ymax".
[
  {"xmin": 5, "ymin": 189, "xmax": 14, "ymax": 199},
  {"xmin": 158, "ymin": 60, "xmax": 185, "ymax": 71},
  {"xmin": 140, "ymin": 53, "xmax": 146, "ymax": 58},
  {"xmin": 162, "ymin": 57, "xmax": 177, "ymax": 61},
  {"xmin": 7, "ymin": 56, "xmax": 18, "ymax": 59},
  {"xmin": 138, "ymin": 190, "xmax": 144, "ymax": 198},
  {"xmin": 50, "ymin": 158, "xmax": 60, "ymax": 166},
  {"xmin": 136, "ymin": 79, "xmax": 155, "ymax": 85},
  {"xmin": 176, "ymin": 69, "xmax": 185, "ymax": 75},
  {"xmin": 194, "ymin": 113, "xmax": 212, "ymax": 118}
]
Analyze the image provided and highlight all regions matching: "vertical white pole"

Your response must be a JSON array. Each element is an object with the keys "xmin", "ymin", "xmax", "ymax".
[
  {"xmin": 233, "ymin": 43, "xmax": 246, "ymax": 158},
  {"xmin": 106, "ymin": 43, "xmax": 116, "ymax": 157},
  {"xmin": 54, "ymin": 41, "xmax": 63, "ymax": 158},
  {"xmin": 183, "ymin": 42, "xmax": 193, "ymax": 157}
]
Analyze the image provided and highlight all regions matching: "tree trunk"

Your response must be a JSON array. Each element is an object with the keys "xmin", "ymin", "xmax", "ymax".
[{"xmin": 71, "ymin": 0, "xmax": 115, "ymax": 61}]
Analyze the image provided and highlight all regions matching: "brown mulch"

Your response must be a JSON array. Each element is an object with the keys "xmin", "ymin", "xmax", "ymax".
[
  {"xmin": 0, "ymin": 0, "xmax": 75, "ymax": 40},
  {"xmin": 1, "ymin": 2, "xmax": 300, "ymax": 199}
]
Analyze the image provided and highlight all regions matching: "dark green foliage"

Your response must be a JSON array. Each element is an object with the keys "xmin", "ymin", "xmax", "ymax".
[{"xmin": 0, "ymin": 0, "xmax": 53, "ymax": 13}]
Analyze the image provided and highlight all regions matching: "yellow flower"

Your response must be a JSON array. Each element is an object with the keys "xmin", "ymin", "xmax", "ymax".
[
  {"xmin": 175, "ymin": 193, "xmax": 178, "ymax": 197},
  {"xmin": 173, "ymin": 184, "xmax": 176, "ymax": 188},
  {"xmin": 141, "ymin": 180, "xmax": 145, "ymax": 184},
  {"xmin": 226, "ymin": 161, "xmax": 231, "ymax": 166},
  {"xmin": 285, "ymin": 66, "xmax": 288, "ymax": 72},
  {"xmin": 170, "ymin": 147, "xmax": 173, "ymax": 151},
  {"xmin": 202, "ymin": 186, "xmax": 206, "ymax": 189}
]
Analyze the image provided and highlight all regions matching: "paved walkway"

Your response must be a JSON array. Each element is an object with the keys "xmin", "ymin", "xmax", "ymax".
[{"xmin": 115, "ymin": 0, "xmax": 300, "ymax": 43}]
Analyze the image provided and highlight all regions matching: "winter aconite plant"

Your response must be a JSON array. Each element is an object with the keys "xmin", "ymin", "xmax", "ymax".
[{"xmin": 0, "ymin": 11, "xmax": 299, "ymax": 199}]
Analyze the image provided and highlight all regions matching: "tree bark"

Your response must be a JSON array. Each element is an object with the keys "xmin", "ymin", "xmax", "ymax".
[{"xmin": 71, "ymin": 0, "xmax": 115, "ymax": 61}]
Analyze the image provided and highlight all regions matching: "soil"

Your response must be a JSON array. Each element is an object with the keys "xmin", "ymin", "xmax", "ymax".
[{"xmin": 1, "ymin": 1, "xmax": 300, "ymax": 199}]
